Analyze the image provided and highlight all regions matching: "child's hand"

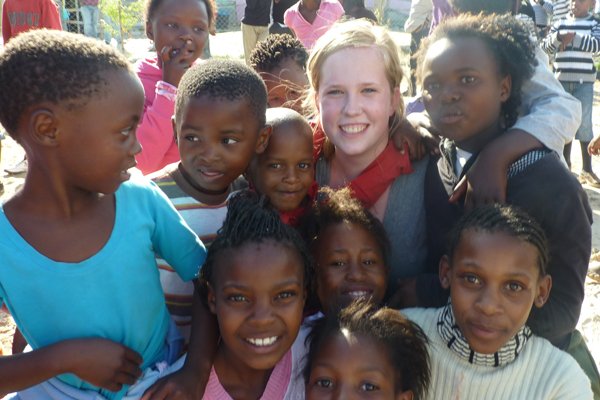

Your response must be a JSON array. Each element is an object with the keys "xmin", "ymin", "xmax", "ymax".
[
  {"xmin": 141, "ymin": 367, "xmax": 205, "ymax": 400},
  {"xmin": 588, "ymin": 135, "xmax": 600, "ymax": 156},
  {"xmin": 558, "ymin": 31, "xmax": 575, "ymax": 50},
  {"xmin": 391, "ymin": 118, "xmax": 426, "ymax": 161},
  {"xmin": 161, "ymin": 40, "xmax": 194, "ymax": 88},
  {"xmin": 450, "ymin": 154, "xmax": 507, "ymax": 213},
  {"xmin": 406, "ymin": 112, "xmax": 442, "ymax": 155},
  {"xmin": 61, "ymin": 338, "xmax": 143, "ymax": 392}
]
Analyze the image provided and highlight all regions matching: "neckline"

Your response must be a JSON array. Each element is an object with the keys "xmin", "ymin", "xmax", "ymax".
[
  {"xmin": 437, "ymin": 302, "xmax": 532, "ymax": 368},
  {"xmin": 0, "ymin": 185, "xmax": 123, "ymax": 272}
]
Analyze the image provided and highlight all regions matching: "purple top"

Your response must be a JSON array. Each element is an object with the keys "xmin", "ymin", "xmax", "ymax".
[{"xmin": 430, "ymin": 0, "xmax": 453, "ymax": 34}]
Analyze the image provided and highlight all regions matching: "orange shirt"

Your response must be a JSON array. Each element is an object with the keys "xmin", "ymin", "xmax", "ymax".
[{"xmin": 2, "ymin": 0, "xmax": 61, "ymax": 43}]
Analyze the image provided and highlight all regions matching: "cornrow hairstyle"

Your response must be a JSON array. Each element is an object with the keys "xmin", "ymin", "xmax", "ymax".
[
  {"xmin": 448, "ymin": 204, "xmax": 549, "ymax": 276},
  {"xmin": 0, "ymin": 29, "xmax": 132, "ymax": 140},
  {"xmin": 297, "ymin": 187, "xmax": 391, "ymax": 266},
  {"xmin": 250, "ymin": 34, "xmax": 309, "ymax": 73},
  {"xmin": 145, "ymin": 0, "xmax": 216, "ymax": 35},
  {"xmin": 304, "ymin": 300, "xmax": 430, "ymax": 400},
  {"xmin": 448, "ymin": 0, "xmax": 514, "ymax": 15},
  {"xmin": 200, "ymin": 190, "xmax": 312, "ymax": 293},
  {"xmin": 415, "ymin": 13, "xmax": 537, "ymax": 129},
  {"xmin": 175, "ymin": 59, "xmax": 268, "ymax": 127}
]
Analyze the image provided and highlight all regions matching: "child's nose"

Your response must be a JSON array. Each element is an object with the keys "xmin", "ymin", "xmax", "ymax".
[
  {"xmin": 248, "ymin": 299, "xmax": 277, "ymax": 326},
  {"xmin": 346, "ymin": 261, "xmax": 367, "ymax": 282},
  {"xmin": 343, "ymin": 92, "xmax": 362, "ymax": 116},
  {"xmin": 130, "ymin": 137, "xmax": 142, "ymax": 156},
  {"xmin": 283, "ymin": 169, "xmax": 300, "ymax": 184},
  {"xmin": 474, "ymin": 287, "xmax": 503, "ymax": 315},
  {"xmin": 440, "ymin": 84, "xmax": 460, "ymax": 103}
]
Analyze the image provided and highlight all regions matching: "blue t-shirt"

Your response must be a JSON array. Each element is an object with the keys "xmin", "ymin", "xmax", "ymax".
[{"xmin": 0, "ymin": 179, "xmax": 206, "ymax": 400}]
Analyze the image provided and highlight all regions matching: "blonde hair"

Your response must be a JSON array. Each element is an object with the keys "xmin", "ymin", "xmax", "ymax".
[{"xmin": 304, "ymin": 19, "xmax": 405, "ymax": 157}]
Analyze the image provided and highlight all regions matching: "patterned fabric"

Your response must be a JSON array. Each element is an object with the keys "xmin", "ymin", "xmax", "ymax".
[
  {"xmin": 542, "ymin": 13, "xmax": 600, "ymax": 83},
  {"xmin": 437, "ymin": 302, "xmax": 533, "ymax": 367},
  {"xmin": 507, "ymin": 148, "xmax": 551, "ymax": 179}
]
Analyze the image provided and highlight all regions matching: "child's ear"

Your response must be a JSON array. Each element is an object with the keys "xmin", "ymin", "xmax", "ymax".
[
  {"xmin": 29, "ymin": 109, "xmax": 59, "ymax": 147},
  {"xmin": 439, "ymin": 255, "xmax": 452, "ymax": 290},
  {"xmin": 389, "ymin": 87, "xmax": 401, "ymax": 117},
  {"xmin": 145, "ymin": 20, "xmax": 154, "ymax": 41},
  {"xmin": 534, "ymin": 274, "xmax": 552, "ymax": 308},
  {"xmin": 499, "ymin": 75, "xmax": 512, "ymax": 103},
  {"xmin": 207, "ymin": 283, "xmax": 217, "ymax": 314},
  {"xmin": 396, "ymin": 390, "xmax": 413, "ymax": 400},
  {"xmin": 255, "ymin": 124, "xmax": 272, "ymax": 155},
  {"xmin": 172, "ymin": 116, "xmax": 178, "ymax": 144}
]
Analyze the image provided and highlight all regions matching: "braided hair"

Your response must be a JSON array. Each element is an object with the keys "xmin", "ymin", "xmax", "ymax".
[
  {"xmin": 304, "ymin": 300, "xmax": 430, "ymax": 400},
  {"xmin": 201, "ymin": 190, "xmax": 312, "ymax": 292},
  {"xmin": 448, "ymin": 204, "xmax": 549, "ymax": 276},
  {"xmin": 415, "ymin": 13, "xmax": 537, "ymax": 129}
]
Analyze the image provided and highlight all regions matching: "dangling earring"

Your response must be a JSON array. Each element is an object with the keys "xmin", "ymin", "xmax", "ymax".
[{"xmin": 149, "ymin": 39, "xmax": 154, "ymax": 44}]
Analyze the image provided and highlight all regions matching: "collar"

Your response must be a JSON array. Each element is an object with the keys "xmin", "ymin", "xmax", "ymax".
[{"xmin": 437, "ymin": 302, "xmax": 532, "ymax": 368}]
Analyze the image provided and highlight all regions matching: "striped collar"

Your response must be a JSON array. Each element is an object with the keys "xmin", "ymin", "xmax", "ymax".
[{"xmin": 437, "ymin": 302, "xmax": 532, "ymax": 368}]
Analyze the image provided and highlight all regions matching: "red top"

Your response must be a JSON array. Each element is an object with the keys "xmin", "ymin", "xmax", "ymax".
[{"xmin": 2, "ymin": 0, "xmax": 61, "ymax": 43}]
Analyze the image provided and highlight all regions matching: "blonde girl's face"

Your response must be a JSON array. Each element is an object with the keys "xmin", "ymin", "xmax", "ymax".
[{"xmin": 315, "ymin": 46, "xmax": 400, "ymax": 159}]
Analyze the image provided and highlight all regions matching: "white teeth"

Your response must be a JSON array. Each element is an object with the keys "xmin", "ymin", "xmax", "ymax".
[
  {"xmin": 348, "ymin": 291, "xmax": 368, "ymax": 297},
  {"xmin": 341, "ymin": 125, "xmax": 367, "ymax": 134},
  {"xmin": 247, "ymin": 336, "xmax": 278, "ymax": 346}
]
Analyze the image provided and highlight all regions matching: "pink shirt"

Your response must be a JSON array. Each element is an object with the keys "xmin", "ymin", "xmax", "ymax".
[
  {"xmin": 284, "ymin": 0, "xmax": 344, "ymax": 51},
  {"xmin": 202, "ymin": 349, "xmax": 293, "ymax": 400}
]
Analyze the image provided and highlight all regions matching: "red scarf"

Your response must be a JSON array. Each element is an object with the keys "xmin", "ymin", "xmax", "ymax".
[{"xmin": 312, "ymin": 123, "xmax": 413, "ymax": 208}]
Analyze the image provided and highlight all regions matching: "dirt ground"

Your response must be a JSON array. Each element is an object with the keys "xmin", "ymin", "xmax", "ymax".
[{"xmin": 0, "ymin": 33, "xmax": 598, "ymax": 368}]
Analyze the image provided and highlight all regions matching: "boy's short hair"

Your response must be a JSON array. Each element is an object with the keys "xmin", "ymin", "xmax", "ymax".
[
  {"xmin": 448, "ymin": 0, "xmax": 514, "ymax": 15},
  {"xmin": 416, "ymin": 13, "xmax": 537, "ymax": 129},
  {"xmin": 304, "ymin": 300, "xmax": 430, "ymax": 400},
  {"xmin": 447, "ymin": 204, "xmax": 549, "ymax": 277},
  {"xmin": 175, "ymin": 59, "xmax": 268, "ymax": 127},
  {"xmin": 249, "ymin": 34, "xmax": 309, "ymax": 73},
  {"xmin": 297, "ymin": 187, "xmax": 391, "ymax": 266},
  {"xmin": 0, "ymin": 29, "xmax": 132, "ymax": 140}
]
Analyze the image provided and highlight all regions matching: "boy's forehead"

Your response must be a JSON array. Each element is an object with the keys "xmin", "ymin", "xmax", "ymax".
[{"xmin": 179, "ymin": 94, "xmax": 261, "ymax": 126}]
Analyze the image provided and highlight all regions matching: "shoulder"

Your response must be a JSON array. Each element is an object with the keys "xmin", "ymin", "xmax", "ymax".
[
  {"xmin": 322, "ymin": 0, "xmax": 344, "ymax": 13},
  {"xmin": 134, "ymin": 57, "xmax": 161, "ymax": 79},
  {"xmin": 402, "ymin": 307, "xmax": 440, "ymax": 336}
]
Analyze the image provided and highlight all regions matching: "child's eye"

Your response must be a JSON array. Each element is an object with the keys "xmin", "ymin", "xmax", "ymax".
[
  {"xmin": 327, "ymin": 89, "xmax": 342, "ymax": 95},
  {"xmin": 316, "ymin": 379, "xmax": 333, "ymax": 388},
  {"xmin": 185, "ymin": 135, "xmax": 200, "ymax": 142},
  {"xmin": 268, "ymin": 163, "xmax": 282, "ymax": 169},
  {"xmin": 427, "ymin": 82, "xmax": 440, "ymax": 91},
  {"xmin": 363, "ymin": 87, "xmax": 376, "ymax": 94},
  {"xmin": 361, "ymin": 383, "xmax": 378, "ymax": 392},
  {"xmin": 464, "ymin": 274, "xmax": 480, "ymax": 284},
  {"xmin": 363, "ymin": 259, "xmax": 376, "ymax": 265},
  {"xmin": 277, "ymin": 291, "xmax": 295, "ymax": 300},
  {"xmin": 461, "ymin": 76, "xmax": 475, "ymax": 84},
  {"xmin": 222, "ymin": 138, "xmax": 238, "ymax": 145},
  {"xmin": 120, "ymin": 127, "xmax": 132, "ymax": 137},
  {"xmin": 166, "ymin": 22, "xmax": 177, "ymax": 28},
  {"xmin": 298, "ymin": 163, "xmax": 312, "ymax": 169},
  {"xmin": 331, "ymin": 261, "xmax": 346, "ymax": 266},
  {"xmin": 228, "ymin": 294, "xmax": 247, "ymax": 302},
  {"xmin": 506, "ymin": 282, "xmax": 524, "ymax": 292},
  {"xmin": 194, "ymin": 26, "xmax": 205, "ymax": 32}
]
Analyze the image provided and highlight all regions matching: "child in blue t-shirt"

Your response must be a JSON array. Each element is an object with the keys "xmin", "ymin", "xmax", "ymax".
[{"xmin": 0, "ymin": 30, "xmax": 206, "ymax": 400}]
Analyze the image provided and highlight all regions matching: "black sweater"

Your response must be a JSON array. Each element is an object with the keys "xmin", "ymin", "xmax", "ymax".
[{"xmin": 243, "ymin": 0, "xmax": 271, "ymax": 27}]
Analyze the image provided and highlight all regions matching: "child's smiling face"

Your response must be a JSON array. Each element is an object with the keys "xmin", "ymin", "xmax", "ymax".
[
  {"xmin": 421, "ymin": 37, "xmax": 511, "ymax": 153},
  {"xmin": 305, "ymin": 332, "xmax": 411, "ymax": 400},
  {"xmin": 247, "ymin": 120, "xmax": 314, "ymax": 212},
  {"xmin": 207, "ymin": 240, "xmax": 306, "ymax": 371},
  {"xmin": 146, "ymin": 0, "xmax": 209, "ymax": 68},
  {"xmin": 440, "ymin": 229, "xmax": 551, "ymax": 354},
  {"xmin": 312, "ymin": 222, "xmax": 388, "ymax": 313},
  {"xmin": 174, "ymin": 96, "xmax": 269, "ymax": 195},
  {"xmin": 571, "ymin": 0, "xmax": 595, "ymax": 18}
]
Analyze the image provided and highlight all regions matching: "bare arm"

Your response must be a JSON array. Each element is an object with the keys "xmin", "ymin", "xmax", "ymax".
[{"xmin": 141, "ymin": 281, "xmax": 218, "ymax": 400}]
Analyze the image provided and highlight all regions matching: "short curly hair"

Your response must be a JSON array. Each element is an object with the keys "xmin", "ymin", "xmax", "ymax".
[
  {"xmin": 0, "ymin": 29, "xmax": 132, "ymax": 140},
  {"xmin": 415, "ymin": 13, "xmax": 537, "ymax": 128},
  {"xmin": 304, "ymin": 300, "xmax": 430, "ymax": 400},
  {"xmin": 249, "ymin": 34, "xmax": 309, "ymax": 73},
  {"xmin": 297, "ymin": 187, "xmax": 391, "ymax": 267},
  {"xmin": 145, "ymin": 0, "xmax": 216, "ymax": 35},
  {"xmin": 175, "ymin": 58, "xmax": 267, "ymax": 127}
]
